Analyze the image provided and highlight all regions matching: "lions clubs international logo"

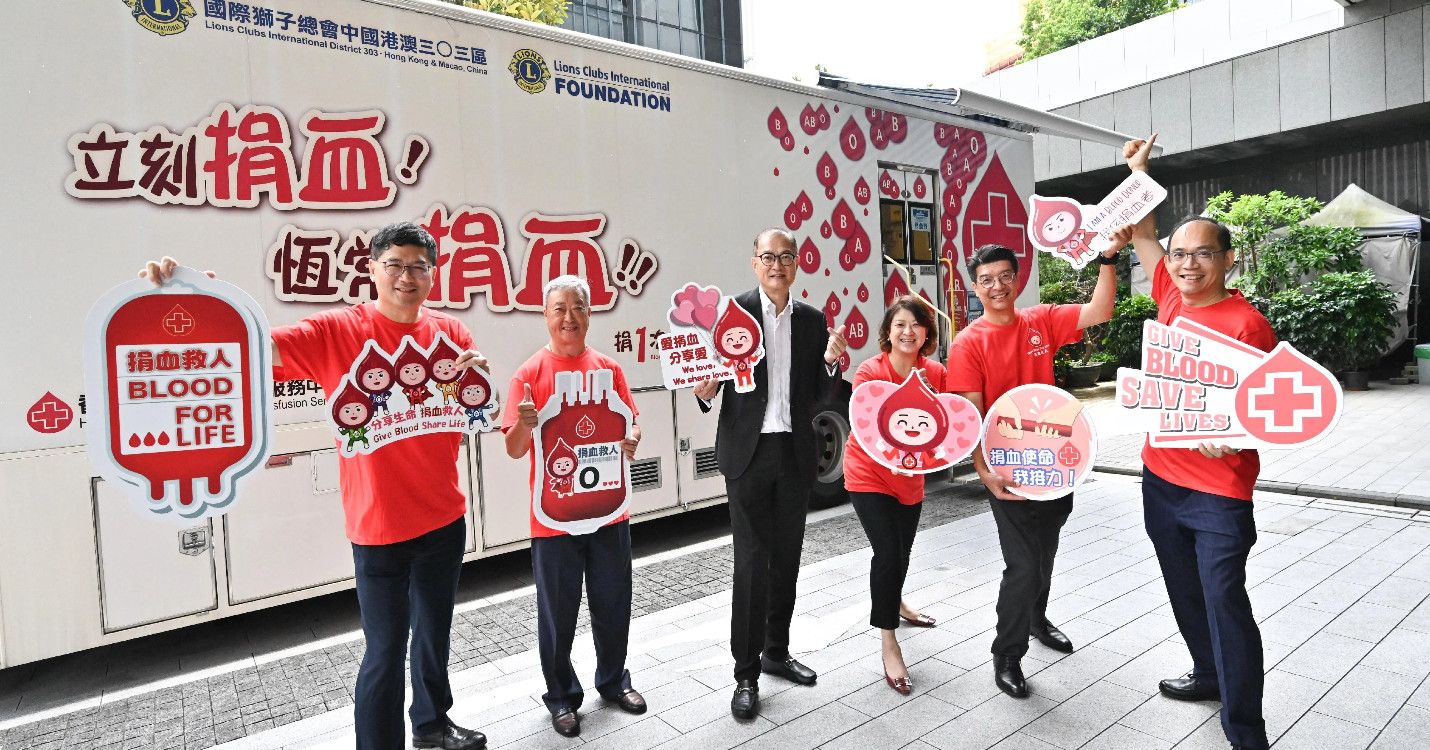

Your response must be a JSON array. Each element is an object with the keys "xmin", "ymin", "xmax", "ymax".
[
  {"xmin": 509, "ymin": 49, "xmax": 551, "ymax": 94},
  {"xmin": 123, "ymin": 0, "xmax": 196, "ymax": 36}
]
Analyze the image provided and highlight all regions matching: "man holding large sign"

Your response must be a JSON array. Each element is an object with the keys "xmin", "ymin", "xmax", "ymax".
[
  {"xmin": 140, "ymin": 222, "xmax": 491, "ymax": 750},
  {"xmin": 1123, "ymin": 136, "xmax": 1273, "ymax": 750},
  {"xmin": 502, "ymin": 275, "xmax": 645, "ymax": 738},
  {"xmin": 947, "ymin": 230, "xmax": 1128, "ymax": 700}
]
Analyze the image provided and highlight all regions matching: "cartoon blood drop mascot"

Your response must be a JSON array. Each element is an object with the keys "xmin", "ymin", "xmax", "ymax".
[
  {"xmin": 393, "ymin": 340, "xmax": 433, "ymax": 407},
  {"xmin": 711, "ymin": 303, "xmax": 763, "ymax": 390},
  {"xmin": 546, "ymin": 438, "xmax": 579, "ymax": 498},
  {"xmin": 331, "ymin": 382, "xmax": 374, "ymax": 450},
  {"xmin": 875, "ymin": 375, "xmax": 949, "ymax": 471},
  {"xmin": 456, "ymin": 366, "xmax": 495, "ymax": 429},
  {"xmin": 353, "ymin": 346, "xmax": 397, "ymax": 415},
  {"xmin": 427, "ymin": 337, "xmax": 463, "ymax": 404},
  {"xmin": 1029, "ymin": 196, "xmax": 1096, "ymax": 263}
]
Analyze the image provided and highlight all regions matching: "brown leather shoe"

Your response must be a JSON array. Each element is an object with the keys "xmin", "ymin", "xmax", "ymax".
[
  {"xmin": 609, "ymin": 687, "xmax": 647, "ymax": 714},
  {"xmin": 551, "ymin": 708, "xmax": 580, "ymax": 737}
]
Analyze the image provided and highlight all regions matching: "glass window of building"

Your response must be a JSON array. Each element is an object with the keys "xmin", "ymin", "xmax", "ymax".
[{"xmin": 557, "ymin": 0, "xmax": 743, "ymax": 67}]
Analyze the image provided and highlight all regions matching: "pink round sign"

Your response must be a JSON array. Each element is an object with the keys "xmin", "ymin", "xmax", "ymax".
[{"xmin": 980, "ymin": 384, "xmax": 1097, "ymax": 500}]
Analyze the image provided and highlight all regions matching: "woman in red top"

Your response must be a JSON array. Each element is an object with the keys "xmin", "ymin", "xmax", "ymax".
[{"xmin": 843, "ymin": 296, "xmax": 945, "ymax": 694}]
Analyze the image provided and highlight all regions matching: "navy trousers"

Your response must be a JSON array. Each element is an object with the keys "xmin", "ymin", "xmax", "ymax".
[
  {"xmin": 1143, "ymin": 468, "xmax": 1268, "ymax": 750},
  {"xmin": 989, "ymin": 494, "xmax": 1073, "ymax": 657},
  {"xmin": 531, "ymin": 519, "xmax": 633, "ymax": 714},
  {"xmin": 351, "ymin": 517, "xmax": 466, "ymax": 750}
]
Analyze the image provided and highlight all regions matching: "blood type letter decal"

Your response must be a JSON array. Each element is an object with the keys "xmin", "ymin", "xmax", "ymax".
[
  {"xmin": 83, "ymin": 267, "xmax": 272, "ymax": 521},
  {"xmin": 532, "ymin": 369, "xmax": 633, "ymax": 536}
]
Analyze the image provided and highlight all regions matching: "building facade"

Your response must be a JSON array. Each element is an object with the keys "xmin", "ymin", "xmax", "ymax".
[{"xmin": 557, "ymin": 0, "xmax": 742, "ymax": 67}]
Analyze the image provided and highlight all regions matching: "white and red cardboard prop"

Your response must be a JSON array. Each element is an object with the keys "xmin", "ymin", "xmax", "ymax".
[
  {"xmin": 657, "ymin": 283, "xmax": 766, "ymax": 393},
  {"xmin": 980, "ymin": 384, "xmax": 1097, "ymax": 500},
  {"xmin": 325, "ymin": 331, "xmax": 500, "ymax": 456},
  {"xmin": 532, "ymin": 369, "xmax": 633, "ymax": 535},
  {"xmin": 849, "ymin": 372, "xmax": 980, "ymax": 474},
  {"xmin": 83, "ymin": 267, "xmax": 272, "ymax": 521},
  {"xmin": 1117, "ymin": 318, "xmax": 1343, "ymax": 449},
  {"xmin": 1028, "ymin": 171, "xmax": 1166, "ymax": 269}
]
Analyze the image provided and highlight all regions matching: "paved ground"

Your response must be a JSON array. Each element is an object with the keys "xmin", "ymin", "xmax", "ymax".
[
  {"xmin": 12, "ymin": 471, "xmax": 1427, "ymax": 750},
  {"xmin": 1088, "ymin": 384, "xmax": 1430, "ymax": 507}
]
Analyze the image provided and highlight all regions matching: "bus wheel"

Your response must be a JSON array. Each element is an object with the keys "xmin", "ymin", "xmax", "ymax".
[{"xmin": 809, "ymin": 408, "xmax": 850, "ymax": 509}]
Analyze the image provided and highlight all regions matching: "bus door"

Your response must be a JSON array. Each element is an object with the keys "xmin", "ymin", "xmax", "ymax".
[{"xmin": 877, "ymin": 164, "xmax": 952, "ymax": 357}]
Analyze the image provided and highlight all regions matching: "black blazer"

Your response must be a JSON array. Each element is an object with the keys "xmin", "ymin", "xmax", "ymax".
[{"xmin": 699, "ymin": 289, "xmax": 840, "ymax": 482}]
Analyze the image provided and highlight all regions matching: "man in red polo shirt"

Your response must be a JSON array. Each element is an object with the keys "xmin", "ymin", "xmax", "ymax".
[
  {"xmin": 141, "ymin": 222, "xmax": 490, "ymax": 750},
  {"xmin": 1123, "ymin": 136, "xmax": 1273, "ymax": 750},
  {"xmin": 947, "ymin": 226, "xmax": 1130, "ymax": 700}
]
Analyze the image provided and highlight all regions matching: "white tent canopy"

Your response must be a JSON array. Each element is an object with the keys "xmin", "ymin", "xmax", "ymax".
[{"xmin": 1303, "ymin": 183, "xmax": 1421, "ymax": 236}]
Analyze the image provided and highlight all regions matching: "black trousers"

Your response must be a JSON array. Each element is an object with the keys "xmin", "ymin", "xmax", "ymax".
[
  {"xmin": 850, "ymin": 492, "xmax": 923, "ymax": 630},
  {"xmin": 351, "ymin": 517, "xmax": 466, "ymax": 750},
  {"xmin": 727, "ymin": 432, "xmax": 810, "ymax": 682},
  {"xmin": 530, "ymin": 519, "xmax": 633, "ymax": 714},
  {"xmin": 1143, "ymin": 468, "xmax": 1268, "ymax": 750},
  {"xmin": 989, "ymin": 494, "xmax": 1072, "ymax": 657}
]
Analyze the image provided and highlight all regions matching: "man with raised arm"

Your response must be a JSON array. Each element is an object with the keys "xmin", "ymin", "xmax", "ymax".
[{"xmin": 1123, "ymin": 135, "xmax": 1274, "ymax": 750}]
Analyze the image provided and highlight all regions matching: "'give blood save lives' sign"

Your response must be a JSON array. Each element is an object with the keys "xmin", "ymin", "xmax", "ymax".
[{"xmin": 84, "ymin": 267, "xmax": 272, "ymax": 522}]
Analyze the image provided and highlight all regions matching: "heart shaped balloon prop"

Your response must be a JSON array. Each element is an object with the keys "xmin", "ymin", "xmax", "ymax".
[
  {"xmin": 850, "ymin": 372, "xmax": 980, "ymax": 475},
  {"xmin": 668, "ymin": 282, "xmax": 722, "ymax": 331}
]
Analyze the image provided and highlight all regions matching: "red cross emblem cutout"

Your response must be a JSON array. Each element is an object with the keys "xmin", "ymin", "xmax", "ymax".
[{"xmin": 1234, "ymin": 343, "xmax": 1341, "ymax": 446}]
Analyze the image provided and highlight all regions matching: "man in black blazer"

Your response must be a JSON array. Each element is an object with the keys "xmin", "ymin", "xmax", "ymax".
[{"xmin": 693, "ymin": 228, "xmax": 846, "ymax": 721}]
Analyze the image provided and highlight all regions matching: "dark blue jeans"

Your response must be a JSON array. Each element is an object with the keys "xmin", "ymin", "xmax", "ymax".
[
  {"xmin": 531, "ymin": 519, "xmax": 633, "ymax": 714},
  {"xmin": 1143, "ymin": 468, "xmax": 1268, "ymax": 750},
  {"xmin": 351, "ymin": 517, "xmax": 466, "ymax": 750}
]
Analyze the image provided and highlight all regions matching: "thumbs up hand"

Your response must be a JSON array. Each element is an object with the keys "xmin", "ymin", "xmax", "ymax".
[
  {"xmin": 517, "ymin": 383, "xmax": 538, "ymax": 428},
  {"xmin": 824, "ymin": 324, "xmax": 848, "ymax": 365}
]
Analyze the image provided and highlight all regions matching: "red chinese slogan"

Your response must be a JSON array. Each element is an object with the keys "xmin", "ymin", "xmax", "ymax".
[{"xmin": 1117, "ymin": 318, "xmax": 1344, "ymax": 449}]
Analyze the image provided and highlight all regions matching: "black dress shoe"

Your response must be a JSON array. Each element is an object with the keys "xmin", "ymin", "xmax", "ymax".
[
  {"xmin": 761, "ymin": 654, "xmax": 817, "ymax": 685},
  {"xmin": 1031, "ymin": 622, "xmax": 1074, "ymax": 653},
  {"xmin": 413, "ymin": 721, "xmax": 487, "ymax": 750},
  {"xmin": 994, "ymin": 655, "xmax": 1028, "ymax": 698},
  {"xmin": 551, "ymin": 708, "xmax": 580, "ymax": 737},
  {"xmin": 607, "ymin": 687, "xmax": 647, "ymax": 714},
  {"xmin": 731, "ymin": 679, "xmax": 759, "ymax": 720},
  {"xmin": 1159, "ymin": 672, "xmax": 1221, "ymax": 702}
]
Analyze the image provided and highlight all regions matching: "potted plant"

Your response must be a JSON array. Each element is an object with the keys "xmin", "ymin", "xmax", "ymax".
[
  {"xmin": 1038, "ymin": 254, "xmax": 1111, "ymax": 390},
  {"xmin": 1263, "ymin": 271, "xmax": 1397, "ymax": 390}
]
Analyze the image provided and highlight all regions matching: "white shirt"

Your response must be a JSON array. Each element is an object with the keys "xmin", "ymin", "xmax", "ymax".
[{"xmin": 759, "ymin": 287, "xmax": 794, "ymax": 433}]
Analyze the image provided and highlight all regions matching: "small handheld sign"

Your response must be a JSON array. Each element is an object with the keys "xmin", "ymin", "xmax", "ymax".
[
  {"xmin": 532, "ymin": 369, "xmax": 633, "ymax": 536},
  {"xmin": 980, "ymin": 384, "xmax": 1097, "ymax": 500},
  {"xmin": 1028, "ymin": 171, "xmax": 1167, "ymax": 269},
  {"xmin": 849, "ymin": 371, "xmax": 980, "ymax": 474},
  {"xmin": 325, "ymin": 332, "xmax": 499, "ymax": 456},
  {"xmin": 83, "ymin": 267, "xmax": 272, "ymax": 521},
  {"xmin": 657, "ymin": 283, "xmax": 766, "ymax": 393},
  {"xmin": 1116, "ymin": 317, "xmax": 1344, "ymax": 449}
]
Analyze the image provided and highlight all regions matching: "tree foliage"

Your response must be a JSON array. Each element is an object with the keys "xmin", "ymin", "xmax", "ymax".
[
  {"xmin": 439, "ymin": 0, "xmax": 571, "ymax": 26},
  {"xmin": 1203, "ymin": 190, "xmax": 1363, "ymax": 299},
  {"xmin": 1263, "ymin": 272, "xmax": 1397, "ymax": 373},
  {"xmin": 1020, "ymin": 0, "xmax": 1181, "ymax": 62}
]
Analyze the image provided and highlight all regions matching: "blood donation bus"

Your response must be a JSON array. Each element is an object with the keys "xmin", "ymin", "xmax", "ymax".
[{"xmin": 0, "ymin": 0, "xmax": 1135, "ymax": 667}]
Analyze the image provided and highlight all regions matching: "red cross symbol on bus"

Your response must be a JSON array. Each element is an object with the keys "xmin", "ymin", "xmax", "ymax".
[
  {"xmin": 1058, "ymin": 443, "xmax": 1081, "ymax": 466},
  {"xmin": 164, "ymin": 305, "xmax": 195, "ymax": 336},
  {"xmin": 1246, "ymin": 372, "xmax": 1319, "ymax": 432},
  {"xmin": 27, "ymin": 393, "xmax": 74, "ymax": 434}
]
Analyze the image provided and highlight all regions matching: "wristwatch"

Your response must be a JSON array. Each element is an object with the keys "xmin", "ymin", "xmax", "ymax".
[{"xmin": 1096, "ymin": 253, "xmax": 1118, "ymax": 266}]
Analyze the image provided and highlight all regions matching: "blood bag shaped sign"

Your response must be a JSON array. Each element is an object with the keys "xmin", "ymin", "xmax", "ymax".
[
  {"xmin": 1028, "ymin": 171, "xmax": 1166, "ymax": 269},
  {"xmin": 532, "ymin": 369, "xmax": 633, "ymax": 535},
  {"xmin": 326, "ymin": 332, "xmax": 499, "ymax": 456},
  {"xmin": 1116, "ymin": 318, "xmax": 1343, "ymax": 449},
  {"xmin": 849, "ymin": 372, "xmax": 980, "ymax": 474},
  {"xmin": 657, "ymin": 283, "xmax": 765, "ymax": 393},
  {"xmin": 980, "ymin": 384, "xmax": 1097, "ymax": 500},
  {"xmin": 83, "ymin": 267, "xmax": 272, "ymax": 521}
]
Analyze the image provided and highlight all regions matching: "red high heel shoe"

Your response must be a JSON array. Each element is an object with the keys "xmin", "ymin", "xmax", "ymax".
[{"xmin": 885, "ymin": 670, "xmax": 912, "ymax": 695}]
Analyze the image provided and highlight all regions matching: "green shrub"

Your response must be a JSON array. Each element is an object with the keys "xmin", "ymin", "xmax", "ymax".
[
  {"xmin": 1101, "ymin": 294, "xmax": 1158, "ymax": 368},
  {"xmin": 1263, "ymin": 271, "xmax": 1396, "ymax": 373}
]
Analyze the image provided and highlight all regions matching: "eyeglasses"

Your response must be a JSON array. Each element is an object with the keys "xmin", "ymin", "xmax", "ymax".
[
  {"xmin": 756, "ymin": 253, "xmax": 798, "ymax": 267},
  {"xmin": 975, "ymin": 271, "xmax": 1016, "ymax": 288},
  {"xmin": 379, "ymin": 260, "xmax": 434, "ymax": 278},
  {"xmin": 1166, "ymin": 249, "xmax": 1229, "ymax": 263}
]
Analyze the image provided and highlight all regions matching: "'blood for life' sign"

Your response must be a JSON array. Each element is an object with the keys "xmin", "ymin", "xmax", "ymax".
[
  {"xmin": 1117, "ymin": 318, "xmax": 1343, "ymax": 449},
  {"xmin": 84, "ymin": 267, "xmax": 272, "ymax": 521},
  {"xmin": 657, "ymin": 283, "xmax": 765, "ymax": 393},
  {"xmin": 980, "ymin": 384, "xmax": 1097, "ymax": 500},
  {"xmin": 532, "ymin": 369, "xmax": 633, "ymax": 535},
  {"xmin": 1028, "ymin": 170, "xmax": 1166, "ymax": 269}
]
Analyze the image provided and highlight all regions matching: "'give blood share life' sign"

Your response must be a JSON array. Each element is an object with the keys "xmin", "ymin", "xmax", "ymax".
[
  {"xmin": 84, "ymin": 267, "xmax": 273, "ymax": 521},
  {"xmin": 1117, "ymin": 318, "xmax": 1343, "ymax": 449}
]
